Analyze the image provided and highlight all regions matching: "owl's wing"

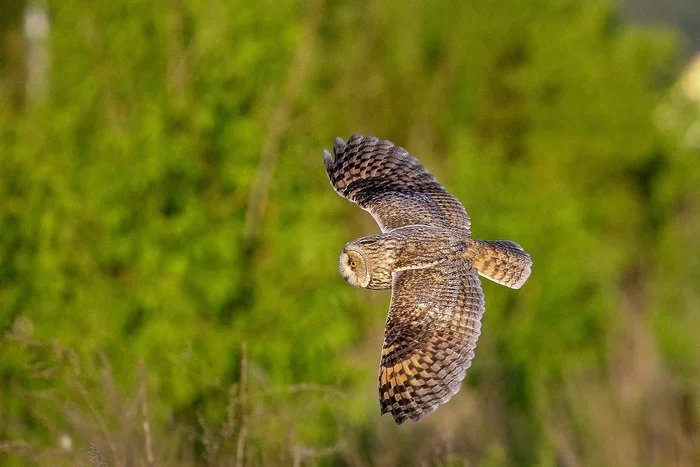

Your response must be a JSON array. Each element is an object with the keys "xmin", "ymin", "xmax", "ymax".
[
  {"xmin": 324, "ymin": 135, "xmax": 471, "ymax": 233},
  {"xmin": 379, "ymin": 258, "xmax": 485, "ymax": 424}
]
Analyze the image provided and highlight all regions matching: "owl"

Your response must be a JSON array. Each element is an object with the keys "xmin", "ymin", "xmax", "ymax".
[{"xmin": 324, "ymin": 134, "xmax": 532, "ymax": 424}]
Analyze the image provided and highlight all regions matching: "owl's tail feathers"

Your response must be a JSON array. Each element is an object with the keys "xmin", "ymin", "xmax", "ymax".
[{"xmin": 467, "ymin": 240, "xmax": 532, "ymax": 289}]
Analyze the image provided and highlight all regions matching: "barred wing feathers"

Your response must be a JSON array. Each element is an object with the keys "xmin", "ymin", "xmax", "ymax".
[
  {"xmin": 324, "ymin": 135, "xmax": 471, "ymax": 233},
  {"xmin": 378, "ymin": 259, "xmax": 485, "ymax": 424}
]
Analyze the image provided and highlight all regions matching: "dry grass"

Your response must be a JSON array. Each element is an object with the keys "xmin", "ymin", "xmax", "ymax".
[
  {"xmin": 1, "ymin": 325, "xmax": 348, "ymax": 466},
  {"xmin": 3, "ymin": 302, "xmax": 700, "ymax": 467}
]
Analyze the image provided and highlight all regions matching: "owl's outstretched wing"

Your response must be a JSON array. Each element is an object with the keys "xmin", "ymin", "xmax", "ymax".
[
  {"xmin": 324, "ymin": 135, "xmax": 471, "ymax": 233},
  {"xmin": 379, "ymin": 258, "xmax": 485, "ymax": 424}
]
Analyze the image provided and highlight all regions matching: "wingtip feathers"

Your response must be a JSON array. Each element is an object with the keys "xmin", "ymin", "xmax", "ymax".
[
  {"xmin": 323, "ymin": 148, "xmax": 334, "ymax": 167},
  {"xmin": 333, "ymin": 137, "xmax": 346, "ymax": 154}
]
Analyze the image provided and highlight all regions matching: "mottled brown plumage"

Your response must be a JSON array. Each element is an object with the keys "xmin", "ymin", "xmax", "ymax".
[
  {"xmin": 467, "ymin": 240, "xmax": 532, "ymax": 289},
  {"xmin": 324, "ymin": 135, "xmax": 470, "ymax": 233},
  {"xmin": 324, "ymin": 134, "xmax": 532, "ymax": 424}
]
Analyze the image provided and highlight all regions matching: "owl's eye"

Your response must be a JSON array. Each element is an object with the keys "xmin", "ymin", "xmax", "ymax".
[{"xmin": 349, "ymin": 260, "xmax": 358, "ymax": 268}]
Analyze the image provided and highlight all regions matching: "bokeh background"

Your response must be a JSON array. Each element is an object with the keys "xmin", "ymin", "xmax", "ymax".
[{"xmin": 1, "ymin": 0, "xmax": 700, "ymax": 465}]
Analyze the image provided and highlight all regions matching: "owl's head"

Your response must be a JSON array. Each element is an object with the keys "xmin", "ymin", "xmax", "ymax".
[
  {"xmin": 338, "ymin": 247, "xmax": 370, "ymax": 288},
  {"xmin": 338, "ymin": 236, "xmax": 395, "ymax": 290}
]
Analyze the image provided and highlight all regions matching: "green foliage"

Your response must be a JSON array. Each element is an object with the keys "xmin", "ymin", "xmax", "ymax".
[{"xmin": 1, "ymin": 0, "xmax": 699, "ymax": 465}]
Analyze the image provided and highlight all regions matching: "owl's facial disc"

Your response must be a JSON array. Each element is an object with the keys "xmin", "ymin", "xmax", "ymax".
[{"xmin": 338, "ymin": 248, "xmax": 370, "ymax": 288}]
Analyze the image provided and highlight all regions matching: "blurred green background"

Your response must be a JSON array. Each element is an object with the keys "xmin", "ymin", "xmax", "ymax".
[{"xmin": 1, "ymin": 0, "xmax": 700, "ymax": 465}]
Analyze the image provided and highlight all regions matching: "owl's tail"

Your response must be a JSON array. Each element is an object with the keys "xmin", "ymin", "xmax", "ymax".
[{"xmin": 465, "ymin": 239, "xmax": 532, "ymax": 289}]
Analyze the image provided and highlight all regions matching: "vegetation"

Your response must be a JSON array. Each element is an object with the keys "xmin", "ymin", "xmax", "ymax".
[
  {"xmin": 622, "ymin": 0, "xmax": 700, "ymax": 53},
  {"xmin": 1, "ymin": 0, "xmax": 699, "ymax": 465}
]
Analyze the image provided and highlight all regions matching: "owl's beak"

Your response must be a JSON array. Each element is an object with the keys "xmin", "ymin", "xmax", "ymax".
[{"xmin": 338, "ymin": 251, "xmax": 352, "ymax": 283}]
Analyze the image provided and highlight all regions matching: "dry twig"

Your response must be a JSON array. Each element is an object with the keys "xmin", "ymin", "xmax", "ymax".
[
  {"xmin": 236, "ymin": 342, "xmax": 248, "ymax": 467},
  {"xmin": 139, "ymin": 361, "xmax": 155, "ymax": 466}
]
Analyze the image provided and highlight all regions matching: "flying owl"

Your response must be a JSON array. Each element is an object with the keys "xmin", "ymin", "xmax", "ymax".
[{"xmin": 323, "ymin": 134, "xmax": 532, "ymax": 424}]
